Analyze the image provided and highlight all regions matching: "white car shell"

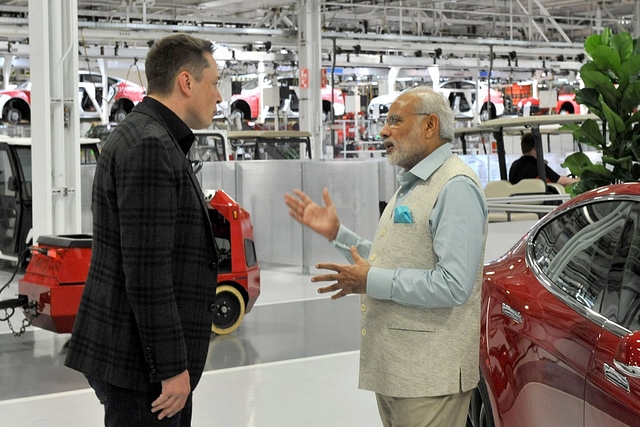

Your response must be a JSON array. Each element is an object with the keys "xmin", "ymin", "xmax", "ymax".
[{"xmin": 367, "ymin": 81, "xmax": 504, "ymax": 122}]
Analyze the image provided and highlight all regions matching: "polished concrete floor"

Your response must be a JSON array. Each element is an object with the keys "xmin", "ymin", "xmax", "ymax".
[{"xmin": 0, "ymin": 221, "xmax": 534, "ymax": 427}]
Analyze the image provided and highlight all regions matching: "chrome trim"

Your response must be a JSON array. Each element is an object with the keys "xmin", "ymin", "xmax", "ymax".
[
  {"xmin": 614, "ymin": 360, "xmax": 640, "ymax": 379},
  {"xmin": 501, "ymin": 303, "xmax": 522, "ymax": 324},
  {"xmin": 604, "ymin": 363, "xmax": 630, "ymax": 392},
  {"xmin": 525, "ymin": 194, "xmax": 640, "ymax": 337}
]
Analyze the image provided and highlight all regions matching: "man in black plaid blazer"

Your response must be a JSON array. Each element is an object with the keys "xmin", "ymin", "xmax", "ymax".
[{"xmin": 65, "ymin": 34, "xmax": 223, "ymax": 426}]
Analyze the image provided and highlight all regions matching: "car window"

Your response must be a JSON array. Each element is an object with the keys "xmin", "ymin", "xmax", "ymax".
[
  {"xmin": 0, "ymin": 149, "xmax": 16, "ymax": 197},
  {"xmin": 532, "ymin": 200, "xmax": 635, "ymax": 312},
  {"xmin": 600, "ymin": 203, "xmax": 640, "ymax": 330}
]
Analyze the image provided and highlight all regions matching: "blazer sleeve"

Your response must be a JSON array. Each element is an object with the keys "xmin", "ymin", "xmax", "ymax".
[{"xmin": 117, "ymin": 134, "xmax": 188, "ymax": 382}]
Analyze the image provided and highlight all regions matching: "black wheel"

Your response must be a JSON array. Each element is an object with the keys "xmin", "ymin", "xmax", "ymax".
[
  {"xmin": 4, "ymin": 106, "xmax": 22, "ymax": 124},
  {"xmin": 211, "ymin": 284, "xmax": 245, "ymax": 335},
  {"xmin": 112, "ymin": 108, "xmax": 128, "ymax": 123},
  {"xmin": 480, "ymin": 103, "xmax": 496, "ymax": 121}
]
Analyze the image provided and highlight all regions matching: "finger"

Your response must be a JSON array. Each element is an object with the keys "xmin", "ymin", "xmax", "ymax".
[
  {"xmin": 315, "ymin": 263, "xmax": 340, "ymax": 271},
  {"xmin": 152, "ymin": 395, "xmax": 183, "ymax": 419},
  {"xmin": 310, "ymin": 274, "xmax": 338, "ymax": 283},
  {"xmin": 349, "ymin": 245, "xmax": 362, "ymax": 261},
  {"xmin": 292, "ymin": 188, "xmax": 313, "ymax": 204},
  {"xmin": 322, "ymin": 188, "xmax": 334, "ymax": 209},
  {"xmin": 151, "ymin": 393, "xmax": 169, "ymax": 411},
  {"xmin": 317, "ymin": 284, "xmax": 339, "ymax": 294}
]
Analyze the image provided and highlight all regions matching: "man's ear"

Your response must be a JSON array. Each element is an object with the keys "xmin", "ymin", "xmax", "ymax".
[
  {"xmin": 424, "ymin": 114, "xmax": 439, "ymax": 138},
  {"xmin": 177, "ymin": 71, "xmax": 191, "ymax": 95}
]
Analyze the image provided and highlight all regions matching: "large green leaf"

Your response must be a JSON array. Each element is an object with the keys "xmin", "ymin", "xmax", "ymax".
[
  {"xmin": 620, "ymin": 80, "xmax": 640, "ymax": 116},
  {"xmin": 565, "ymin": 119, "xmax": 605, "ymax": 150},
  {"xmin": 611, "ymin": 31, "xmax": 634, "ymax": 62},
  {"xmin": 574, "ymin": 88, "xmax": 605, "ymax": 117},
  {"xmin": 562, "ymin": 152, "xmax": 595, "ymax": 176},
  {"xmin": 617, "ymin": 54, "xmax": 640, "ymax": 91},
  {"xmin": 585, "ymin": 34, "xmax": 603, "ymax": 56},
  {"xmin": 602, "ymin": 101, "xmax": 626, "ymax": 142},
  {"xmin": 602, "ymin": 155, "xmax": 633, "ymax": 165},
  {"xmin": 621, "ymin": 80, "xmax": 640, "ymax": 114},
  {"xmin": 580, "ymin": 64, "xmax": 619, "ymax": 107},
  {"xmin": 591, "ymin": 45, "xmax": 621, "ymax": 75},
  {"xmin": 634, "ymin": 38, "xmax": 640, "ymax": 56},
  {"xmin": 630, "ymin": 134, "xmax": 640, "ymax": 161},
  {"xmin": 581, "ymin": 165, "xmax": 614, "ymax": 183}
]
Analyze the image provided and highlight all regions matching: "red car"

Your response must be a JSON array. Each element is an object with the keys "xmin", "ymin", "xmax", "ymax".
[
  {"xmin": 230, "ymin": 77, "xmax": 345, "ymax": 120},
  {"xmin": 0, "ymin": 70, "xmax": 145, "ymax": 124},
  {"xmin": 555, "ymin": 85, "xmax": 580, "ymax": 114},
  {"xmin": 469, "ymin": 183, "xmax": 640, "ymax": 426},
  {"xmin": 18, "ymin": 189, "xmax": 260, "ymax": 336}
]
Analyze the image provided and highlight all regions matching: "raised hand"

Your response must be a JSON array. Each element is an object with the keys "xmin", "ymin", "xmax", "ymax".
[{"xmin": 284, "ymin": 187, "xmax": 340, "ymax": 241}]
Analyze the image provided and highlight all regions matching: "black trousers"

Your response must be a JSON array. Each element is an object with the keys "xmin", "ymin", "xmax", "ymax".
[{"xmin": 86, "ymin": 376, "xmax": 193, "ymax": 427}]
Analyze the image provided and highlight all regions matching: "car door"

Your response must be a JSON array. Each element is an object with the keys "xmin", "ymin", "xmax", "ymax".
[
  {"xmin": 485, "ymin": 199, "xmax": 632, "ymax": 427},
  {"xmin": 585, "ymin": 200, "xmax": 640, "ymax": 427},
  {"xmin": 0, "ymin": 142, "xmax": 26, "ymax": 257}
]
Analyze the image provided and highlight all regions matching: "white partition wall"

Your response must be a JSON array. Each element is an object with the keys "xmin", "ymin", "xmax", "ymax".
[
  {"xmin": 302, "ymin": 161, "xmax": 380, "ymax": 274},
  {"xmin": 235, "ymin": 160, "xmax": 303, "ymax": 266},
  {"xmin": 79, "ymin": 155, "xmax": 574, "ymax": 269},
  {"xmin": 200, "ymin": 162, "xmax": 237, "ymax": 199}
]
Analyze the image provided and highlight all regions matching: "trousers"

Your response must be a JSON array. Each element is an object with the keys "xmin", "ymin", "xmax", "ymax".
[
  {"xmin": 375, "ymin": 390, "xmax": 472, "ymax": 427},
  {"xmin": 86, "ymin": 376, "xmax": 193, "ymax": 427}
]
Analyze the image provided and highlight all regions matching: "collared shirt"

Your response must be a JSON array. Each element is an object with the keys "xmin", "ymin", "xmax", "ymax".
[
  {"xmin": 332, "ymin": 143, "xmax": 488, "ymax": 308},
  {"xmin": 141, "ymin": 96, "xmax": 195, "ymax": 155}
]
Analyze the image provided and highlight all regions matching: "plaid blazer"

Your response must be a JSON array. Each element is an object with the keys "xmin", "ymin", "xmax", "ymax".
[{"xmin": 65, "ymin": 101, "xmax": 218, "ymax": 392}]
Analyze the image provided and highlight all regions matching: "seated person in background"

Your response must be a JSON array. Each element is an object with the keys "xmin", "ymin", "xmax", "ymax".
[{"xmin": 508, "ymin": 133, "xmax": 579, "ymax": 186}]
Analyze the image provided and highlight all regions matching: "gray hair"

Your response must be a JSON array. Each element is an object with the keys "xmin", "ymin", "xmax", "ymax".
[{"xmin": 402, "ymin": 86, "xmax": 454, "ymax": 142}]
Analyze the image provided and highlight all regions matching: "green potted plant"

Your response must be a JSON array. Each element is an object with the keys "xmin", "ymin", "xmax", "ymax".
[{"xmin": 561, "ymin": 28, "xmax": 640, "ymax": 196}]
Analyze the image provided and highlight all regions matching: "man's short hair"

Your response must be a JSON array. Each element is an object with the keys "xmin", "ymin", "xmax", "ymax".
[
  {"xmin": 145, "ymin": 34, "xmax": 214, "ymax": 96},
  {"xmin": 403, "ymin": 86, "xmax": 455, "ymax": 142},
  {"xmin": 521, "ymin": 133, "xmax": 536, "ymax": 154}
]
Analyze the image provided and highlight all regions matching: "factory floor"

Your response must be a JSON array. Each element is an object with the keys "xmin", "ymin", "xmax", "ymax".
[{"xmin": 0, "ymin": 221, "xmax": 534, "ymax": 427}]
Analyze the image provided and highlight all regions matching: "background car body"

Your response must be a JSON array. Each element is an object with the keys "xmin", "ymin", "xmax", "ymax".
[
  {"xmin": 0, "ymin": 70, "xmax": 145, "ymax": 124},
  {"xmin": 367, "ymin": 80, "xmax": 504, "ymax": 122},
  {"xmin": 472, "ymin": 183, "xmax": 640, "ymax": 427},
  {"xmin": 230, "ymin": 79, "xmax": 345, "ymax": 120}
]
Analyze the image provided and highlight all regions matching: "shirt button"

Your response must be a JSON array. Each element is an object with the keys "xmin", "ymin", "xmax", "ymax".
[
  {"xmin": 380, "ymin": 229, "xmax": 386, "ymax": 236},
  {"xmin": 361, "ymin": 304, "xmax": 366, "ymax": 312},
  {"xmin": 370, "ymin": 254, "xmax": 376, "ymax": 261},
  {"xmin": 361, "ymin": 328, "xmax": 367, "ymax": 336}
]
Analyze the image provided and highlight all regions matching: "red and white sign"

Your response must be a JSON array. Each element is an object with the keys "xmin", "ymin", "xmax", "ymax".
[{"xmin": 300, "ymin": 68, "xmax": 309, "ymax": 89}]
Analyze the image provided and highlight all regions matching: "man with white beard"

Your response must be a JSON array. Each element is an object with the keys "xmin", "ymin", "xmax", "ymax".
[{"xmin": 284, "ymin": 86, "xmax": 488, "ymax": 427}]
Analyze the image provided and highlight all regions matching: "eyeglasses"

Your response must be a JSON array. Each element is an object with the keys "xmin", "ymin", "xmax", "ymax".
[{"xmin": 384, "ymin": 113, "xmax": 432, "ymax": 128}]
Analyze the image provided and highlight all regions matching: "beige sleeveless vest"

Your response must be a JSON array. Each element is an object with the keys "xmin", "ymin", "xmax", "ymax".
[{"xmin": 358, "ymin": 155, "xmax": 488, "ymax": 398}]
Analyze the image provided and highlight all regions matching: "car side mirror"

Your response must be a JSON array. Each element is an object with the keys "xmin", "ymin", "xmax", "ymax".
[{"xmin": 614, "ymin": 330, "xmax": 640, "ymax": 378}]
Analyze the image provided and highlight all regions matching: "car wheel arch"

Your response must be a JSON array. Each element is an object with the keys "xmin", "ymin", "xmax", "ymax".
[
  {"xmin": 3, "ymin": 98, "xmax": 31, "ymax": 124},
  {"xmin": 230, "ymin": 100, "xmax": 252, "ymax": 119}
]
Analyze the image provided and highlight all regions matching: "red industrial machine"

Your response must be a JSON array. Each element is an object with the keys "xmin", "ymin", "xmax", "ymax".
[{"xmin": 14, "ymin": 189, "xmax": 259, "ymax": 336}]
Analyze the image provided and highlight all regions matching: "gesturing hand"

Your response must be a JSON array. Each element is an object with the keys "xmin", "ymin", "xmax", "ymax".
[
  {"xmin": 151, "ymin": 369, "xmax": 190, "ymax": 420},
  {"xmin": 312, "ymin": 246, "xmax": 370, "ymax": 299},
  {"xmin": 284, "ymin": 187, "xmax": 340, "ymax": 241}
]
